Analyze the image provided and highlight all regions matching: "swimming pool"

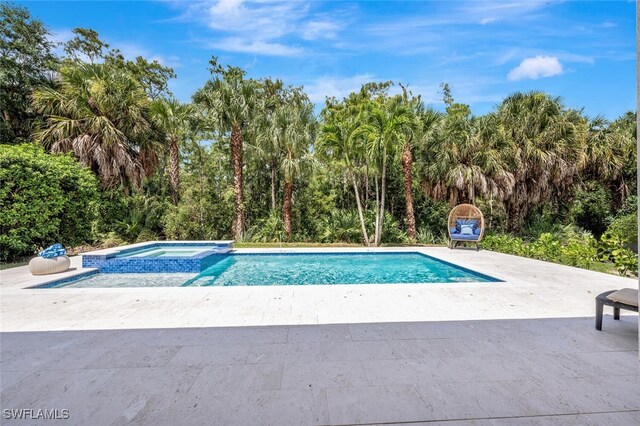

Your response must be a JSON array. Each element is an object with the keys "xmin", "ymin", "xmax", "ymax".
[{"xmin": 38, "ymin": 252, "xmax": 499, "ymax": 288}]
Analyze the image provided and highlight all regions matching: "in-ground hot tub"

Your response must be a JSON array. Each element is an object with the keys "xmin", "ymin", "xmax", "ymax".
[{"xmin": 82, "ymin": 241, "xmax": 233, "ymax": 273}]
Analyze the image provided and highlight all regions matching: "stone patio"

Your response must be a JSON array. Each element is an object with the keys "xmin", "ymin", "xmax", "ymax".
[{"xmin": 1, "ymin": 248, "xmax": 638, "ymax": 424}]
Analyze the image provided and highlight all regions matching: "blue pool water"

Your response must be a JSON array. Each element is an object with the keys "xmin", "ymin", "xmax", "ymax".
[
  {"xmin": 40, "ymin": 252, "xmax": 498, "ymax": 288},
  {"xmin": 187, "ymin": 253, "xmax": 497, "ymax": 286}
]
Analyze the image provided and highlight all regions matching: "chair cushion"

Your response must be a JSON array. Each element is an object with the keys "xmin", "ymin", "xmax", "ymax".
[
  {"xmin": 606, "ymin": 288, "xmax": 639, "ymax": 307},
  {"xmin": 460, "ymin": 225, "xmax": 474, "ymax": 235},
  {"xmin": 456, "ymin": 219, "xmax": 478, "ymax": 231},
  {"xmin": 451, "ymin": 234, "xmax": 480, "ymax": 241},
  {"xmin": 449, "ymin": 227, "xmax": 459, "ymax": 235},
  {"xmin": 473, "ymin": 227, "xmax": 481, "ymax": 236}
]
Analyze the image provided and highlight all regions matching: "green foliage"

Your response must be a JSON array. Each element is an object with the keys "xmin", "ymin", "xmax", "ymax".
[
  {"xmin": 559, "ymin": 234, "xmax": 598, "ymax": 269},
  {"xmin": 413, "ymin": 196, "xmax": 450, "ymax": 234},
  {"xmin": 162, "ymin": 171, "xmax": 234, "ymax": 241},
  {"xmin": 319, "ymin": 210, "xmax": 362, "ymax": 243},
  {"xmin": 112, "ymin": 193, "xmax": 168, "ymax": 243},
  {"xmin": 0, "ymin": 144, "xmax": 98, "ymax": 261},
  {"xmin": 63, "ymin": 28, "xmax": 109, "ymax": 63},
  {"xmin": 0, "ymin": 3, "xmax": 58, "ymax": 143},
  {"xmin": 416, "ymin": 227, "xmax": 447, "ymax": 245},
  {"xmin": 607, "ymin": 213, "xmax": 638, "ymax": 246},
  {"xmin": 249, "ymin": 210, "xmax": 287, "ymax": 243},
  {"xmin": 484, "ymin": 229, "xmax": 634, "ymax": 276},
  {"xmin": 599, "ymin": 232, "xmax": 638, "ymax": 277},
  {"xmin": 528, "ymin": 233, "xmax": 561, "ymax": 261},
  {"xmin": 570, "ymin": 182, "xmax": 611, "ymax": 237},
  {"xmin": 33, "ymin": 62, "xmax": 160, "ymax": 189},
  {"xmin": 598, "ymin": 210, "xmax": 639, "ymax": 277},
  {"xmin": 482, "ymin": 234, "xmax": 527, "ymax": 256}
]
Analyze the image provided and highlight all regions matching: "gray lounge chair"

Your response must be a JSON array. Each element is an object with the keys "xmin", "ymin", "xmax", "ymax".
[{"xmin": 595, "ymin": 288, "xmax": 638, "ymax": 330}]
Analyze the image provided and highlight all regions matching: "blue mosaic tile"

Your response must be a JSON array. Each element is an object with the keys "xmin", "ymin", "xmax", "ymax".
[{"xmin": 81, "ymin": 243, "xmax": 233, "ymax": 273}]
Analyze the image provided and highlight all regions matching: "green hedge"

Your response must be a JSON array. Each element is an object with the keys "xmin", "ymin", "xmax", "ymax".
[
  {"xmin": 483, "ymin": 229, "xmax": 638, "ymax": 277},
  {"xmin": 0, "ymin": 144, "xmax": 98, "ymax": 261}
]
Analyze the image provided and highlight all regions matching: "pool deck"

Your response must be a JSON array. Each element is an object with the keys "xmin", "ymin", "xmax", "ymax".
[{"xmin": 1, "ymin": 247, "xmax": 638, "ymax": 425}]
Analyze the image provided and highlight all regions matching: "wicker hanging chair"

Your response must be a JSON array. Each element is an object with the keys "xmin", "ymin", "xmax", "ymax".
[{"xmin": 447, "ymin": 203, "xmax": 485, "ymax": 250}]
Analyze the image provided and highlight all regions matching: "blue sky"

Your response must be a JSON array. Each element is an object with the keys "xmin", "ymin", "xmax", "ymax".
[{"xmin": 22, "ymin": 0, "xmax": 636, "ymax": 119}]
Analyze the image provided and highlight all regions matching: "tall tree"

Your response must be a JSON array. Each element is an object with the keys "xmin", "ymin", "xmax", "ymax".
[
  {"xmin": 498, "ymin": 92, "xmax": 585, "ymax": 231},
  {"xmin": 319, "ymin": 108, "xmax": 371, "ymax": 245},
  {"xmin": 32, "ymin": 62, "xmax": 159, "ymax": 189},
  {"xmin": 253, "ymin": 79, "xmax": 286, "ymax": 211},
  {"xmin": 419, "ymin": 97, "xmax": 515, "ymax": 208},
  {"xmin": 279, "ymin": 96, "xmax": 315, "ymax": 239},
  {"xmin": 150, "ymin": 98, "xmax": 193, "ymax": 204},
  {"xmin": 62, "ymin": 28, "xmax": 176, "ymax": 100},
  {"xmin": 193, "ymin": 57, "xmax": 259, "ymax": 239},
  {"xmin": 366, "ymin": 95, "xmax": 412, "ymax": 246},
  {"xmin": 398, "ymin": 84, "xmax": 441, "ymax": 241},
  {"xmin": 0, "ymin": 3, "xmax": 58, "ymax": 144}
]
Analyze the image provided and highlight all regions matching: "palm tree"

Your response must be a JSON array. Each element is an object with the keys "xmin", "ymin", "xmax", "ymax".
[
  {"xmin": 497, "ymin": 92, "xmax": 585, "ymax": 231},
  {"xmin": 365, "ymin": 96, "xmax": 413, "ymax": 246},
  {"xmin": 419, "ymin": 105, "xmax": 515, "ymax": 208},
  {"xmin": 193, "ymin": 58, "xmax": 259, "ymax": 239},
  {"xmin": 398, "ymin": 85, "xmax": 441, "ymax": 241},
  {"xmin": 33, "ymin": 62, "xmax": 158, "ymax": 189},
  {"xmin": 280, "ymin": 101, "xmax": 315, "ymax": 239},
  {"xmin": 584, "ymin": 112, "xmax": 638, "ymax": 210},
  {"xmin": 319, "ymin": 111, "xmax": 371, "ymax": 246},
  {"xmin": 150, "ymin": 98, "xmax": 193, "ymax": 204}
]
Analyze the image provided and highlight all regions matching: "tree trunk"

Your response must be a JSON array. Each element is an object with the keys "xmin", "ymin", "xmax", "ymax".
[
  {"xmin": 271, "ymin": 163, "xmax": 277, "ymax": 211},
  {"xmin": 506, "ymin": 200, "xmax": 523, "ymax": 233},
  {"xmin": 169, "ymin": 137, "xmax": 180, "ymax": 205},
  {"xmin": 374, "ymin": 172, "xmax": 380, "ymax": 246},
  {"xmin": 231, "ymin": 125, "xmax": 244, "ymax": 239},
  {"xmin": 349, "ymin": 163, "xmax": 370, "ymax": 246},
  {"xmin": 375, "ymin": 147, "xmax": 388, "ymax": 247},
  {"xmin": 283, "ymin": 179, "xmax": 293, "ymax": 240},
  {"xmin": 365, "ymin": 165, "xmax": 370, "ymax": 209},
  {"xmin": 401, "ymin": 141, "xmax": 416, "ymax": 241}
]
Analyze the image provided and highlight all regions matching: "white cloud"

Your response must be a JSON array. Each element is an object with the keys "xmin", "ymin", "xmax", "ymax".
[
  {"xmin": 304, "ymin": 74, "xmax": 375, "ymax": 103},
  {"xmin": 507, "ymin": 56, "xmax": 563, "ymax": 81},
  {"xmin": 209, "ymin": 38, "xmax": 303, "ymax": 56},
  {"xmin": 302, "ymin": 20, "xmax": 341, "ymax": 40},
  {"xmin": 180, "ymin": 1, "xmax": 346, "ymax": 56},
  {"xmin": 203, "ymin": 0, "xmax": 307, "ymax": 40},
  {"xmin": 479, "ymin": 17, "xmax": 497, "ymax": 25}
]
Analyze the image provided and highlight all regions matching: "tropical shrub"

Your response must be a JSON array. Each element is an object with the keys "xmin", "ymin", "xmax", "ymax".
[
  {"xmin": 599, "ymin": 232, "xmax": 637, "ymax": 277},
  {"xmin": 319, "ymin": 210, "xmax": 362, "ymax": 243},
  {"xmin": 606, "ymin": 213, "xmax": 638, "ymax": 247},
  {"xmin": 559, "ymin": 234, "xmax": 599, "ymax": 269},
  {"xmin": 482, "ymin": 234, "xmax": 527, "ymax": 256},
  {"xmin": 0, "ymin": 144, "xmax": 98, "ymax": 261},
  {"xmin": 250, "ymin": 210, "xmax": 287, "ymax": 243},
  {"xmin": 416, "ymin": 227, "xmax": 448, "ymax": 245},
  {"xmin": 112, "ymin": 193, "xmax": 168, "ymax": 242},
  {"xmin": 599, "ymin": 213, "xmax": 638, "ymax": 277}
]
